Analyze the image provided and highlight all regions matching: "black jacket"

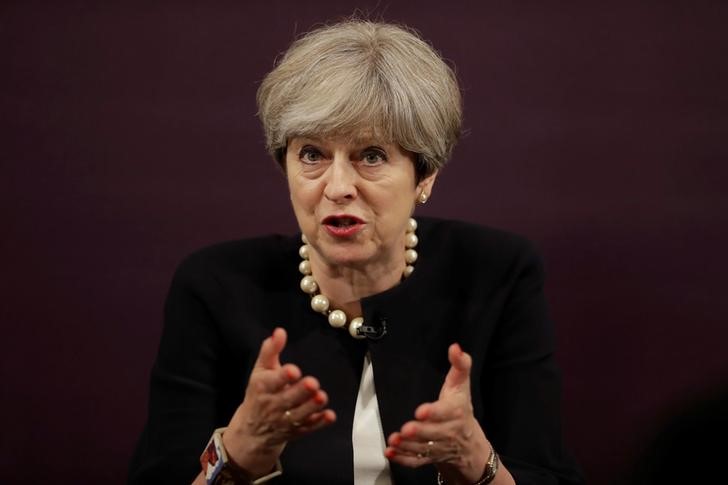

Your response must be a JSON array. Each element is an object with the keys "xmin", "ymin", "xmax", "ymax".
[{"xmin": 129, "ymin": 218, "xmax": 584, "ymax": 484}]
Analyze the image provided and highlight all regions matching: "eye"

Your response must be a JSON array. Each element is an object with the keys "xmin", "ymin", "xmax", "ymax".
[
  {"xmin": 299, "ymin": 146, "xmax": 323, "ymax": 164},
  {"xmin": 360, "ymin": 147, "xmax": 387, "ymax": 166}
]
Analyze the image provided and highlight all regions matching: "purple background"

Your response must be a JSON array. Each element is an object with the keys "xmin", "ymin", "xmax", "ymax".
[{"xmin": 2, "ymin": 1, "xmax": 727, "ymax": 483}]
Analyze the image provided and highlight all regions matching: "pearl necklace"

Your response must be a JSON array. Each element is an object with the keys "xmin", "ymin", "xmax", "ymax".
[{"xmin": 298, "ymin": 218, "xmax": 419, "ymax": 339}]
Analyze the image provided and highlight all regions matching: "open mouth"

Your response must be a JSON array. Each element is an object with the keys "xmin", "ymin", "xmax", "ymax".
[{"xmin": 322, "ymin": 215, "xmax": 364, "ymax": 228}]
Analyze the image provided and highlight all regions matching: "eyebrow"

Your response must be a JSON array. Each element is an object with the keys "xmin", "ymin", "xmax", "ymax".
[{"xmin": 293, "ymin": 136, "xmax": 388, "ymax": 149}]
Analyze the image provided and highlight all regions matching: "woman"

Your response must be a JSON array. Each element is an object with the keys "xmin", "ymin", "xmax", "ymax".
[{"xmin": 129, "ymin": 20, "xmax": 583, "ymax": 485}]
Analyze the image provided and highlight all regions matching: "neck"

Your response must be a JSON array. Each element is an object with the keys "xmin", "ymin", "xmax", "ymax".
[{"xmin": 309, "ymin": 250, "xmax": 405, "ymax": 317}]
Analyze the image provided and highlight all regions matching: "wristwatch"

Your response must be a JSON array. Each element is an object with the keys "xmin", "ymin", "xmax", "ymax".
[
  {"xmin": 437, "ymin": 445, "xmax": 500, "ymax": 485},
  {"xmin": 200, "ymin": 427, "xmax": 283, "ymax": 485}
]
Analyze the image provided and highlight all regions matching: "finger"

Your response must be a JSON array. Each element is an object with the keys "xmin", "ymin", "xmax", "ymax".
[
  {"xmin": 267, "ymin": 404, "xmax": 336, "ymax": 445},
  {"xmin": 414, "ymin": 402, "xmax": 434, "ymax": 421},
  {"xmin": 384, "ymin": 447, "xmax": 432, "ymax": 468},
  {"xmin": 442, "ymin": 343, "xmax": 472, "ymax": 391},
  {"xmin": 303, "ymin": 409, "xmax": 337, "ymax": 431},
  {"xmin": 389, "ymin": 422, "xmax": 463, "ymax": 468},
  {"xmin": 387, "ymin": 432, "xmax": 403, "ymax": 447},
  {"xmin": 252, "ymin": 364, "xmax": 302, "ymax": 393},
  {"xmin": 275, "ymin": 375, "xmax": 319, "ymax": 408},
  {"xmin": 282, "ymin": 363, "xmax": 302, "ymax": 382},
  {"xmin": 289, "ymin": 408, "xmax": 336, "ymax": 434},
  {"xmin": 255, "ymin": 327, "xmax": 287, "ymax": 370},
  {"xmin": 414, "ymin": 400, "xmax": 462, "ymax": 423},
  {"xmin": 306, "ymin": 409, "xmax": 337, "ymax": 426},
  {"xmin": 392, "ymin": 437, "xmax": 461, "ymax": 463},
  {"xmin": 398, "ymin": 419, "xmax": 459, "ymax": 443},
  {"xmin": 284, "ymin": 389, "xmax": 329, "ymax": 426}
]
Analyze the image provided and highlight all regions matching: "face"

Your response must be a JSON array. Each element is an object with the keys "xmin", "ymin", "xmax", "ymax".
[{"xmin": 285, "ymin": 135, "xmax": 436, "ymax": 270}]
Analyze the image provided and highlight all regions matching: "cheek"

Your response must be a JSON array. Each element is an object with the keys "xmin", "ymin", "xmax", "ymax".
[
  {"xmin": 390, "ymin": 188, "xmax": 417, "ymax": 213},
  {"xmin": 367, "ymin": 184, "xmax": 414, "ymax": 216},
  {"xmin": 288, "ymin": 180, "xmax": 321, "ymax": 221},
  {"xmin": 294, "ymin": 187, "xmax": 317, "ymax": 211}
]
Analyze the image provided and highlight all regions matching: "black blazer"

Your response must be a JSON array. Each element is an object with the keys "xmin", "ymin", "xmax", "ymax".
[{"xmin": 129, "ymin": 218, "xmax": 584, "ymax": 484}]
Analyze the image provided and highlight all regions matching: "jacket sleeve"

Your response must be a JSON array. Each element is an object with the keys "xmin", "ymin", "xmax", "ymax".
[
  {"xmin": 128, "ymin": 255, "xmax": 229, "ymax": 485},
  {"xmin": 480, "ymin": 242, "xmax": 584, "ymax": 485}
]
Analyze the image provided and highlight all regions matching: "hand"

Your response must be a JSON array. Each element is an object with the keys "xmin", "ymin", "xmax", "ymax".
[
  {"xmin": 222, "ymin": 328, "xmax": 336, "ymax": 478},
  {"xmin": 385, "ymin": 343, "xmax": 490, "ymax": 483}
]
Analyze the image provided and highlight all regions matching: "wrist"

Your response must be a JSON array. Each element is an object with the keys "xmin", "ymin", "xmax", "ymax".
[
  {"xmin": 221, "ymin": 427, "xmax": 281, "ymax": 479},
  {"xmin": 200, "ymin": 427, "xmax": 282, "ymax": 484},
  {"xmin": 437, "ymin": 425, "xmax": 490, "ymax": 483},
  {"xmin": 437, "ymin": 444, "xmax": 499, "ymax": 485}
]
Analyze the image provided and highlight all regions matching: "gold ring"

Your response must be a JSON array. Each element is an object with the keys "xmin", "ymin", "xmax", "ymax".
[
  {"xmin": 425, "ymin": 440, "xmax": 435, "ymax": 458},
  {"xmin": 284, "ymin": 410, "xmax": 301, "ymax": 427}
]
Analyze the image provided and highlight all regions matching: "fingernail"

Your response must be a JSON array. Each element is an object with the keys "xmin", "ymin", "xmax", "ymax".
[
  {"xmin": 285, "ymin": 368, "xmax": 296, "ymax": 380},
  {"xmin": 385, "ymin": 449, "xmax": 396, "ymax": 459},
  {"xmin": 391, "ymin": 435, "xmax": 401, "ymax": 446},
  {"xmin": 304, "ymin": 380, "xmax": 317, "ymax": 392},
  {"xmin": 314, "ymin": 392, "xmax": 325, "ymax": 405}
]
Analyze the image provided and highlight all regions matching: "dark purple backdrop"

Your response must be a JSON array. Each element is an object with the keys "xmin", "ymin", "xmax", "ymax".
[{"xmin": 2, "ymin": 1, "xmax": 727, "ymax": 483}]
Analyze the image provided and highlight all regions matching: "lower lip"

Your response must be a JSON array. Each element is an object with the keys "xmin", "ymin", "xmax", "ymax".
[{"xmin": 323, "ymin": 223, "xmax": 365, "ymax": 238}]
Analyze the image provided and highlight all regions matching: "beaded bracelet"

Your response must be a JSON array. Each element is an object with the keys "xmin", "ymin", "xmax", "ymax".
[{"xmin": 436, "ymin": 446, "xmax": 499, "ymax": 485}]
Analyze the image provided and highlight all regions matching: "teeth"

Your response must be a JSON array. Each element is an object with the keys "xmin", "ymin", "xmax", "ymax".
[{"xmin": 329, "ymin": 217, "xmax": 355, "ymax": 227}]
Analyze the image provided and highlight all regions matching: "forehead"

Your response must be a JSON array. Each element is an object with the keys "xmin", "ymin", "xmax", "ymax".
[
  {"xmin": 289, "ymin": 132, "xmax": 394, "ymax": 148},
  {"xmin": 289, "ymin": 122, "xmax": 394, "ymax": 144}
]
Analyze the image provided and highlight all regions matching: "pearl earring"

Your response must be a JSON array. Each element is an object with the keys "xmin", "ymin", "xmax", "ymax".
[{"xmin": 418, "ymin": 192, "xmax": 429, "ymax": 204}]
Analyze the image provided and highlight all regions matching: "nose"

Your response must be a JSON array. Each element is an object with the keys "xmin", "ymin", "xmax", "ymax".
[{"xmin": 323, "ymin": 156, "xmax": 358, "ymax": 204}]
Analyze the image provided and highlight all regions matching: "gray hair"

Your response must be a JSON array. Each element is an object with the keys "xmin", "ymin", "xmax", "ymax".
[{"xmin": 256, "ymin": 20, "xmax": 462, "ymax": 178}]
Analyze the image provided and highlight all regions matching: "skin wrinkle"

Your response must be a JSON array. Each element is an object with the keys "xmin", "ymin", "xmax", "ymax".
[
  {"xmin": 189, "ymin": 21, "xmax": 518, "ymax": 485},
  {"xmin": 284, "ymin": 135, "xmax": 435, "ymax": 316},
  {"xmin": 257, "ymin": 22, "xmax": 462, "ymax": 176}
]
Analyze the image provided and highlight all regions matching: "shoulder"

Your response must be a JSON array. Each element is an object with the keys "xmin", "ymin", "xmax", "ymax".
[
  {"xmin": 171, "ymin": 233, "xmax": 300, "ymax": 292},
  {"xmin": 413, "ymin": 217, "xmax": 546, "ymax": 299},
  {"xmin": 417, "ymin": 217, "xmax": 540, "ymax": 272}
]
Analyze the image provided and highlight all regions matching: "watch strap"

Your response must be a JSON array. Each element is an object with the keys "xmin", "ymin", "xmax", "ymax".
[
  {"xmin": 437, "ymin": 445, "xmax": 499, "ymax": 485},
  {"xmin": 200, "ymin": 427, "xmax": 283, "ymax": 485}
]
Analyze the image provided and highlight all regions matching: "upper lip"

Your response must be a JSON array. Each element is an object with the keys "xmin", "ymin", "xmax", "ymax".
[{"xmin": 322, "ymin": 214, "xmax": 365, "ymax": 225}]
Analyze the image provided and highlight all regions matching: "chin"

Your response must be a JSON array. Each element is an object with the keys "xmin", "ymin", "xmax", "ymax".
[{"xmin": 316, "ymin": 244, "xmax": 373, "ymax": 268}]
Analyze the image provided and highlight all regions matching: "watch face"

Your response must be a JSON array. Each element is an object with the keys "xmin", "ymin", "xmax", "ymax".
[{"xmin": 201, "ymin": 434, "xmax": 225, "ymax": 481}]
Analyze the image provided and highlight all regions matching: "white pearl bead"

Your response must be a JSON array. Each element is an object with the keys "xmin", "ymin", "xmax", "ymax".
[
  {"xmin": 405, "ymin": 233, "xmax": 418, "ymax": 248},
  {"xmin": 328, "ymin": 309, "xmax": 347, "ymax": 328},
  {"xmin": 407, "ymin": 218, "xmax": 417, "ymax": 232},
  {"xmin": 311, "ymin": 294, "xmax": 330, "ymax": 313},
  {"xmin": 300, "ymin": 275, "xmax": 318, "ymax": 294},
  {"xmin": 349, "ymin": 317, "xmax": 366, "ymax": 339},
  {"xmin": 298, "ymin": 260, "xmax": 311, "ymax": 275},
  {"xmin": 299, "ymin": 244, "xmax": 310, "ymax": 259},
  {"xmin": 298, "ymin": 217, "xmax": 418, "ymax": 339}
]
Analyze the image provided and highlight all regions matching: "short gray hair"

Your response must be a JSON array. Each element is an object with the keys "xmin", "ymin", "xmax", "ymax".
[{"xmin": 256, "ymin": 20, "xmax": 462, "ymax": 178}]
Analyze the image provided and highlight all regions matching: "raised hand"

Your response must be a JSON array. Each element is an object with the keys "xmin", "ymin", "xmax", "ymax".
[
  {"xmin": 222, "ymin": 328, "xmax": 336, "ymax": 478},
  {"xmin": 385, "ymin": 343, "xmax": 497, "ymax": 483}
]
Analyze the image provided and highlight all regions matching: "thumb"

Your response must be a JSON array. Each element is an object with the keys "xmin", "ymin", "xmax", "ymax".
[
  {"xmin": 254, "ymin": 327, "xmax": 287, "ymax": 370},
  {"xmin": 441, "ymin": 343, "xmax": 472, "ymax": 395}
]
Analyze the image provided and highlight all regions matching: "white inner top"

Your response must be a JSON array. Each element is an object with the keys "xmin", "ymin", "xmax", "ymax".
[{"xmin": 353, "ymin": 352, "xmax": 393, "ymax": 485}]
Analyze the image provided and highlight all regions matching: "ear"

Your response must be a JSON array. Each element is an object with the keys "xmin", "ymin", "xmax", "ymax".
[{"xmin": 416, "ymin": 170, "xmax": 438, "ymax": 202}]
